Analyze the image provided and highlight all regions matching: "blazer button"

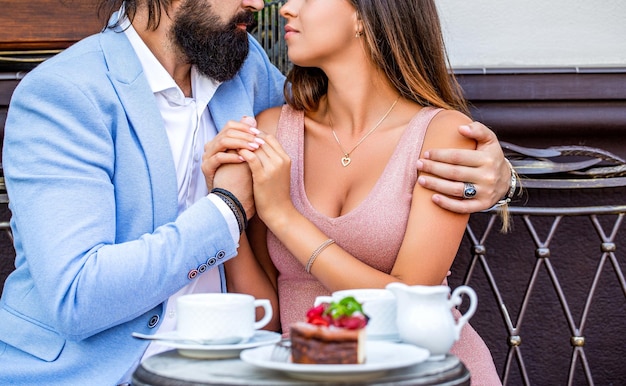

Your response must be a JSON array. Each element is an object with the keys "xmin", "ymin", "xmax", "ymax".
[
  {"xmin": 148, "ymin": 315, "xmax": 160, "ymax": 328},
  {"xmin": 198, "ymin": 263, "xmax": 208, "ymax": 273},
  {"xmin": 216, "ymin": 250, "xmax": 226, "ymax": 260},
  {"xmin": 187, "ymin": 269, "xmax": 198, "ymax": 280},
  {"xmin": 207, "ymin": 257, "xmax": 217, "ymax": 266}
]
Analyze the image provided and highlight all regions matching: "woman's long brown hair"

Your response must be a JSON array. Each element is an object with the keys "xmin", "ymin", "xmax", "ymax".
[{"xmin": 285, "ymin": 0, "xmax": 469, "ymax": 117}]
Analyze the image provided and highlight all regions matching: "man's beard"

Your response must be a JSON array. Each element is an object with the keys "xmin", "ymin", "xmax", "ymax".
[{"xmin": 173, "ymin": 2, "xmax": 253, "ymax": 82}]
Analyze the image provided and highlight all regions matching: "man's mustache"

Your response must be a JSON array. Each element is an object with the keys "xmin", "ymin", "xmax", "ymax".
[{"xmin": 231, "ymin": 11, "xmax": 255, "ymax": 30}]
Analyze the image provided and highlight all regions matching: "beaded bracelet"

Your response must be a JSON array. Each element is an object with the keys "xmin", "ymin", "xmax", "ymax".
[
  {"xmin": 305, "ymin": 239, "xmax": 335, "ymax": 274},
  {"xmin": 211, "ymin": 188, "xmax": 248, "ymax": 235}
]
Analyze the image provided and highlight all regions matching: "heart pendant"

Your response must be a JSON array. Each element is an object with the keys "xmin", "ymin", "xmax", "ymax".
[{"xmin": 341, "ymin": 156, "xmax": 351, "ymax": 167}]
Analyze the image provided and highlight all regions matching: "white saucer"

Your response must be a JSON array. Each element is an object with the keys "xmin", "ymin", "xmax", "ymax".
[
  {"xmin": 240, "ymin": 340, "xmax": 430, "ymax": 382},
  {"xmin": 367, "ymin": 332, "xmax": 401, "ymax": 342},
  {"xmin": 151, "ymin": 330, "xmax": 281, "ymax": 359}
]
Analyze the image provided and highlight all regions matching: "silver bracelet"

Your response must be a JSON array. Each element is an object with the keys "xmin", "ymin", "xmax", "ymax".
[
  {"xmin": 305, "ymin": 239, "xmax": 335, "ymax": 274},
  {"xmin": 496, "ymin": 158, "xmax": 517, "ymax": 207},
  {"xmin": 504, "ymin": 158, "xmax": 517, "ymax": 200}
]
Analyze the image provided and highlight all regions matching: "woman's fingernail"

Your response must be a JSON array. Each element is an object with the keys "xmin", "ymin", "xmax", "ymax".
[
  {"xmin": 238, "ymin": 156, "xmax": 245, "ymax": 162},
  {"xmin": 242, "ymin": 116, "xmax": 256, "ymax": 126},
  {"xmin": 254, "ymin": 137, "xmax": 265, "ymax": 145},
  {"xmin": 418, "ymin": 176, "xmax": 426, "ymax": 186},
  {"xmin": 250, "ymin": 127, "xmax": 261, "ymax": 135},
  {"xmin": 416, "ymin": 160, "xmax": 423, "ymax": 169},
  {"xmin": 248, "ymin": 142, "xmax": 260, "ymax": 149}
]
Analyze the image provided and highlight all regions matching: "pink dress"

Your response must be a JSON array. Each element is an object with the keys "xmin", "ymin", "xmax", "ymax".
[{"xmin": 268, "ymin": 105, "xmax": 501, "ymax": 385}]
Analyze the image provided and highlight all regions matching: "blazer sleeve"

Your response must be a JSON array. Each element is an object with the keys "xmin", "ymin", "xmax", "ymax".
[{"xmin": 3, "ymin": 61, "xmax": 238, "ymax": 340}]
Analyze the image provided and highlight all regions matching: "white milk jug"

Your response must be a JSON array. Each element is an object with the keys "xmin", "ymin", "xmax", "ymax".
[{"xmin": 386, "ymin": 283, "xmax": 477, "ymax": 360}]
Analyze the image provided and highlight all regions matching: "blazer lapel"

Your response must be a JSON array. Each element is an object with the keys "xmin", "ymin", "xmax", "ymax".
[
  {"xmin": 99, "ymin": 28, "xmax": 178, "ymax": 226},
  {"xmin": 209, "ymin": 76, "xmax": 254, "ymax": 132}
]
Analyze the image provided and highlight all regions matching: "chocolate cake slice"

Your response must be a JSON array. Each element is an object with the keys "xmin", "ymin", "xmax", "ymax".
[
  {"xmin": 289, "ymin": 296, "xmax": 369, "ymax": 364},
  {"xmin": 290, "ymin": 322, "xmax": 366, "ymax": 364}
]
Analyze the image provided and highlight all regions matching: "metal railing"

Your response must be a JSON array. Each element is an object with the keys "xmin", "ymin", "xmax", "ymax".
[{"xmin": 252, "ymin": 1, "xmax": 290, "ymax": 74}]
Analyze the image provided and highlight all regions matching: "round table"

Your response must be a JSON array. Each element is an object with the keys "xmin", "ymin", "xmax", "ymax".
[{"xmin": 132, "ymin": 349, "xmax": 470, "ymax": 385}]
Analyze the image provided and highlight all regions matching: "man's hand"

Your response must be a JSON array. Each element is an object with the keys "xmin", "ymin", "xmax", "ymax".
[
  {"xmin": 203, "ymin": 116, "xmax": 262, "ymax": 219},
  {"xmin": 201, "ymin": 116, "xmax": 262, "ymax": 191},
  {"xmin": 417, "ymin": 121, "xmax": 510, "ymax": 214}
]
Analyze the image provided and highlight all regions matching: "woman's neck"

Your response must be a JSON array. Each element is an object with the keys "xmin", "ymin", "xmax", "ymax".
[{"xmin": 322, "ymin": 73, "xmax": 400, "ymax": 137}]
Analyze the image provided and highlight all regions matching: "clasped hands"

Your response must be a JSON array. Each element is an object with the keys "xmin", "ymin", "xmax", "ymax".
[{"xmin": 201, "ymin": 116, "xmax": 293, "ymax": 224}]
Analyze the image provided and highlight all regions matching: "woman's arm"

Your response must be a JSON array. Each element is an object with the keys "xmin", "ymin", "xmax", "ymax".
[
  {"xmin": 242, "ymin": 109, "xmax": 474, "ymax": 292},
  {"xmin": 246, "ymin": 215, "xmax": 279, "ymax": 291},
  {"xmin": 391, "ymin": 110, "xmax": 474, "ymax": 284},
  {"xmin": 223, "ymin": 221, "xmax": 280, "ymax": 332}
]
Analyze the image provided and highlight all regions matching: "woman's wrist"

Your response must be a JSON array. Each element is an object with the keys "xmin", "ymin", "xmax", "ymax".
[
  {"xmin": 258, "ymin": 199, "xmax": 297, "ymax": 227},
  {"xmin": 496, "ymin": 158, "xmax": 518, "ymax": 207},
  {"xmin": 504, "ymin": 158, "xmax": 517, "ymax": 200}
]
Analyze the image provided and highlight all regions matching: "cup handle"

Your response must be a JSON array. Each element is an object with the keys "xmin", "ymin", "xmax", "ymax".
[
  {"xmin": 253, "ymin": 299, "xmax": 273, "ymax": 330},
  {"xmin": 313, "ymin": 295, "xmax": 333, "ymax": 307},
  {"xmin": 449, "ymin": 285, "xmax": 477, "ymax": 340}
]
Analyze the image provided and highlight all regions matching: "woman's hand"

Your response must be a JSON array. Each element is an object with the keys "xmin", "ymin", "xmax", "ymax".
[
  {"xmin": 201, "ymin": 116, "xmax": 265, "ymax": 191},
  {"xmin": 239, "ymin": 133, "xmax": 295, "ymax": 225},
  {"xmin": 416, "ymin": 121, "xmax": 510, "ymax": 214}
]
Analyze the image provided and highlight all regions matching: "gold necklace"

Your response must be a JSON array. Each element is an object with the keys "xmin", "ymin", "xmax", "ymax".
[{"xmin": 329, "ymin": 96, "xmax": 400, "ymax": 167}]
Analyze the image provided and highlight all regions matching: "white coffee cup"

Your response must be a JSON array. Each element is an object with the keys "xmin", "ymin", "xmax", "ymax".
[
  {"xmin": 176, "ymin": 293, "xmax": 272, "ymax": 343},
  {"xmin": 314, "ymin": 288, "xmax": 398, "ymax": 340}
]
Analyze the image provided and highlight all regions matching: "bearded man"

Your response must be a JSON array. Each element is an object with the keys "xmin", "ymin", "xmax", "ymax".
[{"xmin": 0, "ymin": 1, "xmax": 512, "ymax": 384}]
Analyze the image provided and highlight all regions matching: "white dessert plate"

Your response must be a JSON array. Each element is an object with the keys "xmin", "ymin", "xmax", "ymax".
[
  {"xmin": 138, "ymin": 330, "xmax": 281, "ymax": 359},
  {"xmin": 240, "ymin": 340, "xmax": 430, "ymax": 382}
]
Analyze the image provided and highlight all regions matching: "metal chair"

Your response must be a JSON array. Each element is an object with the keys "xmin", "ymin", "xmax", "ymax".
[{"xmin": 453, "ymin": 143, "xmax": 626, "ymax": 385}]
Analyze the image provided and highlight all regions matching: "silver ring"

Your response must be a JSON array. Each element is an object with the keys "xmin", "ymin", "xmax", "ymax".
[{"xmin": 462, "ymin": 182, "xmax": 477, "ymax": 199}]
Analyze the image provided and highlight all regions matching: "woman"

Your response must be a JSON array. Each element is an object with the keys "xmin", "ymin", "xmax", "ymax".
[{"xmin": 210, "ymin": 0, "xmax": 502, "ymax": 384}]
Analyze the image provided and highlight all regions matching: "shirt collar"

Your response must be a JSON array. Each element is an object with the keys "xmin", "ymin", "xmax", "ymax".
[{"xmin": 120, "ymin": 15, "xmax": 221, "ymax": 102}]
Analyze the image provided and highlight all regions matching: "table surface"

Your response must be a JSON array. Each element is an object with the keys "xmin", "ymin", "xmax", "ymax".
[{"xmin": 132, "ymin": 348, "xmax": 470, "ymax": 386}]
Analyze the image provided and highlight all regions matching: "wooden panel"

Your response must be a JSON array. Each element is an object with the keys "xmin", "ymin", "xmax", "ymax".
[
  {"xmin": 0, "ymin": 0, "xmax": 102, "ymax": 50},
  {"xmin": 456, "ymin": 71, "xmax": 626, "ymax": 160},
  {"xmin": 457, "ymin": 72, "xmax": 626, "ymax": 100},
  {"xmin": 469, "ymin": 101, "xmax": 626, "ymax": 134}
]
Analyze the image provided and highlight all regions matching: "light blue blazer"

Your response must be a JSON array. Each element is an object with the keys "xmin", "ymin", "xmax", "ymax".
[{"xmin": 0, "ymin": 25, "xmax": 285, "ymax": 385}]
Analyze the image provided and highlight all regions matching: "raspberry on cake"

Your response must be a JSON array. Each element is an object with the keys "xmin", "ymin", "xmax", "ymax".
[{"xmin": 290, "ymin": 296, "xmax": 369, "ymax": 364}]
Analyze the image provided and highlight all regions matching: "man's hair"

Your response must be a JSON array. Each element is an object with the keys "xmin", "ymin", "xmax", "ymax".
[
  {"xmin": 98, "ymin": 0, "xmax": 172, "ymax": 31},
  {"xmin": 285, "ymin": 0, "xmax": 468, "ymax": 116}
]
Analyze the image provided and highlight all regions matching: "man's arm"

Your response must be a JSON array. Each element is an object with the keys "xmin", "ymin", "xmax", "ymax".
[{"xmin": 417, "ymin": 122, "xmax": 512, "ymax": 214}]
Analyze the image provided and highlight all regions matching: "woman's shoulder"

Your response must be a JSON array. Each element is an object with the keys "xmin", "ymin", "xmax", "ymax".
[
  {"xmin": 429, "ymin": 108, "xmax": 471, "ymax": 127},
  {"xmin": 256, "ymin": 105, "xmax": 284, "ymax": 136},
  {"xmin": 256, "ymin": 104, "xmax": 304, "ymax": 136},
  {"xmin": 424, "ymin": 108, "xmax": 474, "ymax": 150}
]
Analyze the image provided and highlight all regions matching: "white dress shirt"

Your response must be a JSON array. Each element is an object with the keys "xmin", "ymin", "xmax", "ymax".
[{"xmin": 121, "ymin": 19, "xmax": 240, "ymax": 362}]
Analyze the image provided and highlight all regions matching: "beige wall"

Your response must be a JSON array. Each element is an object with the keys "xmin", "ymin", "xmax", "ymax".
[{"xmin": 436, "ymin": 0, "xmax": 626, "ymax": 69}]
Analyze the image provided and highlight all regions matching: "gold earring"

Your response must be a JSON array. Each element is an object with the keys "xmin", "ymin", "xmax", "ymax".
[{"xmin": 356, "ymin": 31, "xmax": 363, "ymax": 38}]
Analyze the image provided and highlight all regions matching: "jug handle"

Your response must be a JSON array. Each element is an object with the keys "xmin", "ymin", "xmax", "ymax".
[{"xmin": 449, "ymin": 285, "xmax": 477, "ymax": 340}]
